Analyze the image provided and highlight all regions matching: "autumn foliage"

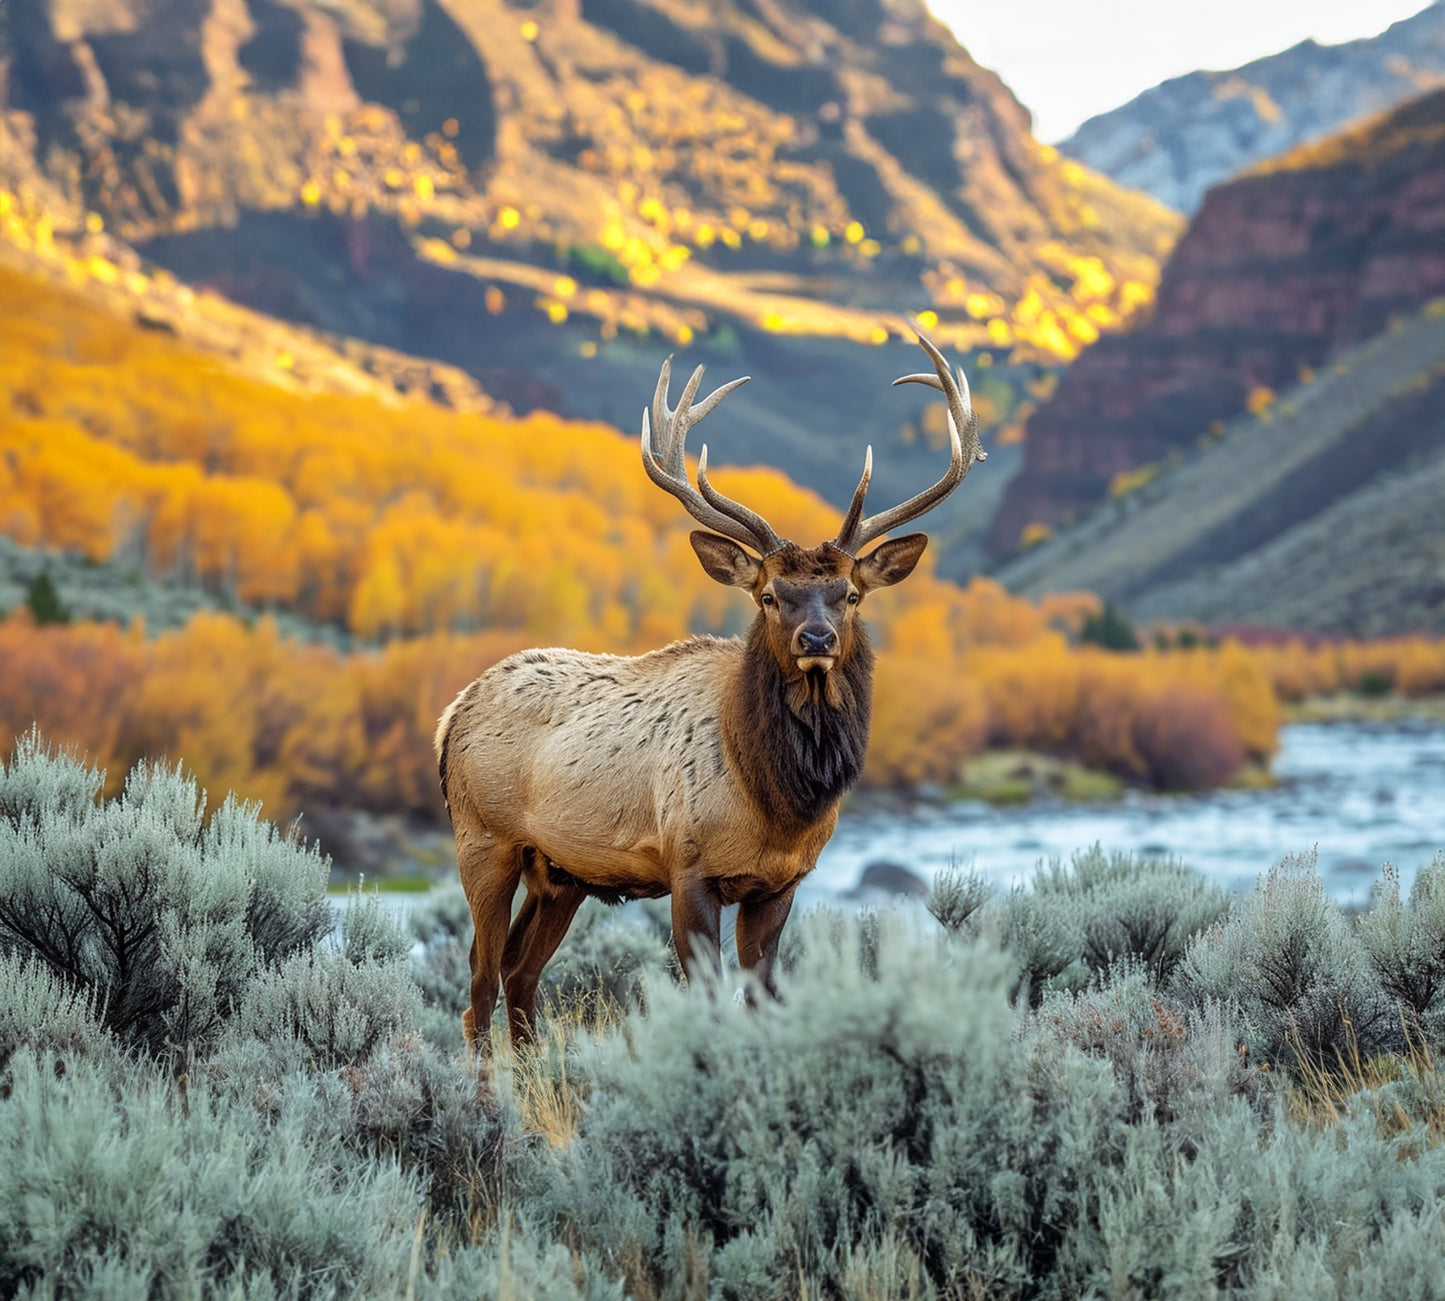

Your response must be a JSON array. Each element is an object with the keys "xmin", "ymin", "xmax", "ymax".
[
  {"xmin": 872, "ymin": 591, "xmax": 1278, "ymax": 791},
  {"xmin": 1246, "ymin": 636, "xmax": 1445, "ymax": 701},
  {"xmin": 0, "ymin": 266, "xmax": 842, "ymax": 644}
]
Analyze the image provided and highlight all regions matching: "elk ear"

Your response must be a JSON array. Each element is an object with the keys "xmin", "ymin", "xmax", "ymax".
[
  {"xmin": 690, "ymin": 531, "xmax": 762, "ymax": 589},
  {"xmin": 855, "ymin": 533, "xmax": 927, "ymax": 590}
]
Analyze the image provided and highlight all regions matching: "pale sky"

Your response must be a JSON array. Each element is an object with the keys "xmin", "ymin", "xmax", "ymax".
[{"xmin": 929, "ymin": 0, "xmax": 1438, "ymax": 142}]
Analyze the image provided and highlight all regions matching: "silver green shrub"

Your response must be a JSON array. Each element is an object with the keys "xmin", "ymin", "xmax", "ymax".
[
  {"xmin": 928, "ymin": 850, "xmax": 1228, "ymax": 1008},
  {"xmin": 1173, "ymin": 855, "xmax": 1394, "ymax": 1067},
  {"xmin": 207, "ymin": 886, "xmax": 423, "ymax": 1073},
  {"xmin": 1032, "ymin": 960, "xmax": 1255, "ymax": 1125},
  {"xmin": 9, "ymin": 732, "xmax": 1445, "ymax": 1297},
  {"xmin": 1093, "ymin": 1096, "xmax": 1445, "ymax": 1297},
  {"xmin": 1358, "ymin": 856, "xmax": 1445, "ymax": 1039},
  {"xmin": 227, "ymin": 948, "xmax": 420, "ymax": 1071},
  {"xmin": 0, "ymin": 954, "xmax": 109, "ymax": 1072},
  {"xmin": 408, "ymin": 883, "xmax": 476, "ymax": 1049},
  {"xmin": 516, "ymin": 874, "xmax": 1445, "ymax": 1299},
  {"xmin": 520, "ymin": 905, "xmax": 1445, "ymax": 1299},
  {"xmin": 777, "ymin": 900, "xmax": 885, "ymax": 979},
  {"xmin": 0, "ymin": 737, "xmax": 523, "ymax": 1290},
  {"xmin": 527, "ymin": 911, "xmax": 1126, "ymax": 1299},
  {"xmin": 533, "ymin": 898, "xmax": 674, "ymax": 1016},
  {"xmin": 1315, "ymin": 1204, "xmax": 1445, "ymax": 1301},
  {"xmin": 0, "ymin": 1051, "xmax": 423, "ymax": 1299},
  {"xmin": 202, "ymin": 1027, "xmax": 506, "ymax": 1218},
  {"xmin": 0, "ymin": 734, "xmax": 330, "ymax": 1059},
  {"xmin": 412, "ymin": 1215, "xmax": 626, "ymax": 1301},
  {"xmin": 1034, "ymin": 847, "xmax": 1231, "ymax": 984},
  {"xmin": 992, "ymin": 883, "xmax": 1084, "ymax": 1004},
  {"xmin": 197, "ymin": 888, "xmax": 507, "ymax": 1214},
  {"xmin": 925, "ymin": 864, "xmax": 995, "ymax": 934}
]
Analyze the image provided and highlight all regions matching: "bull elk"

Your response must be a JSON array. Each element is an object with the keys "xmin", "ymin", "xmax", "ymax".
[{"xmin": 436, "ymin": 331, "xmax": 985, "ymax": 1049}]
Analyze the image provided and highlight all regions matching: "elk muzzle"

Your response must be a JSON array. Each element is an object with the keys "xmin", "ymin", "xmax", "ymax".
[{"xmin": 793, "ymin": 622, "xmax": 838, "ymax": 672}]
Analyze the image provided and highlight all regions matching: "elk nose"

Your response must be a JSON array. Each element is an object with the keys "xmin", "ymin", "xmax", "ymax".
[{"xmin": 797, "ymin": 627, "xmax": 837, "ymax": 655}]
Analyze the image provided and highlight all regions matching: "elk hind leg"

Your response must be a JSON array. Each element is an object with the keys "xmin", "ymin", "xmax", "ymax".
[
  {"xmin": 501, "ymin": 882, "xmax": 586, "ymax": 1048},
  {"xmin": 459, "ymin": 835, "xmax": 523, "ymax": 1051}
]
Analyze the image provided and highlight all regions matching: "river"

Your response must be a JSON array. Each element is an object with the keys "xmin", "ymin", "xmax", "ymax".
[{"xmin": 804, "ymin": 720, "xmax": 1445, "ymax": 908}]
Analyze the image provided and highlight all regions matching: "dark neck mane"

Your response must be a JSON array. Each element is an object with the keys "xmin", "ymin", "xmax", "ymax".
[{"xmin": 723, "ymin": 620, "xmax": 874, "ymax": 829}]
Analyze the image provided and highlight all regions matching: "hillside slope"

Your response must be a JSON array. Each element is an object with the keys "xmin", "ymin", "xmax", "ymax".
[
  {"xmin": 0, "ymin": 0, "xmax": 1178, "ymax": 568},
  {"xmin": 1061, "ymin": 2, "xmax": 1445, "ymax": 213},
  {"xmin": 0, "ymin": 196, "xmax": 500, "ymax": 412},
  {"xmin": 989, "ymin": 88, "xmax": 1445, "ymax": 559},
  {"xmin": 991, "ymin": 301, "xmax": 1445, "ymax": 635}
]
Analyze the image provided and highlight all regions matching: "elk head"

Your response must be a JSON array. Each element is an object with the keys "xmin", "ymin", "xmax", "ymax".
[{"xmin": 641, "ymin": 330, "xmax": 986, "ymax": 696}]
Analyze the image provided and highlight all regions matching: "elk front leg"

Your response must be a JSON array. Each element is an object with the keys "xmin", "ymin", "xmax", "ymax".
[
  {"xmin": 736, "ymin": 883, "xmax": 797, "ymax": 999},
  {"xmin": 671, "ymin": 875, "xmax": 723, "ymax": 983}
]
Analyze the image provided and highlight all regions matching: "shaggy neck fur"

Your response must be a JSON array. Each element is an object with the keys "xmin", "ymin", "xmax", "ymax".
[{"xmin": 723, "ymin": 619, "xmax": 874, "ymax": 829}]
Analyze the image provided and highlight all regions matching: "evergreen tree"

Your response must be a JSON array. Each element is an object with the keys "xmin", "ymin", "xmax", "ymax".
[{"xmin": 25, "ymin": 571, "xmax": 69, "ymax": 625}]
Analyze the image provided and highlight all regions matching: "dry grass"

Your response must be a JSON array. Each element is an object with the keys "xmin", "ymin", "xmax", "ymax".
[
  {"xmin": 488, "ymin": 992, "xmax": 625, "ymax": 1149},
  {"xmin": 1286, "ymin": 1012, "xmax": 1445, "ymax": 1143}
]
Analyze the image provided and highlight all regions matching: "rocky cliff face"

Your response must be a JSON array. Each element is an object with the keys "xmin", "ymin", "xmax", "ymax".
[
  {"xmin": 989, "ymin": 88, "xmax": 1445, "ymax": 559},
  {"xmin": 990, "ymin": 300, "xmax": 1445, "ymax": 635},
  {"xmin": 1061, "ymin": 1, "xmax": 1445, "ymax": 214}
]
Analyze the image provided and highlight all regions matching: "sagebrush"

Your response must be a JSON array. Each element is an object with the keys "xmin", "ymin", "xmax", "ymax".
[{"xmin": 4, "ymin": 737, "xmax": 1445, "ymax": 1298}]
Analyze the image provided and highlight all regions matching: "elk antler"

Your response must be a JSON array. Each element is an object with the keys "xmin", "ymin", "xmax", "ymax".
[
  {"xmin": 831, "ymin": 329, "xmax": 986, "ymax": 555},
  {"xmin": 641, "ymin": 358, "xmax": 786, "ymax": 556}
]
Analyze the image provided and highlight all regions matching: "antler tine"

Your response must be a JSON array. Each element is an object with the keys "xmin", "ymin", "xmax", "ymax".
[
  {"xmin": 667, "ymin": 363, "xmax": 707, "ymax": 462},
  {"xmin": 696, "ymin": 445, "xmax": 785, "ymax": 556},
  {"xmin": 834, "ymin": 444, "xmax": 873, "ymax": 550},
  {"xmin": 832, "ymin": 328, "xmax": 985, "ymax": 554},
  {"xmin": 647, "ymin": 357, "xmax": 683, "ymax": 473},
  {"xmin": 892, "ymin": 331, "xmax": 984, "ymax": 464},
  {"xmin": 640, "ymin": 361, "xmax": 782, "ymax": 554}
]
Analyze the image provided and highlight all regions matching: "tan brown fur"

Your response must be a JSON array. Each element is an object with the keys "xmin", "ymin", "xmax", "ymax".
[
  {"xmin": 437, "ymin": 538, "xmax": 916, "ymax": 1050},
  {"xmin": 438, "ymin": 333, "xmax": 982, "ymax": 1051}
]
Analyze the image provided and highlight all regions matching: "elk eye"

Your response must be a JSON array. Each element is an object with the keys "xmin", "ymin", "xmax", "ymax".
[
  {"xmin": 847, "ymin": 593, "xmax": 860, "ymax": 605},
  {"xmin": 760, "ymin": 593, "xmax": 775, "ymax": 607}
]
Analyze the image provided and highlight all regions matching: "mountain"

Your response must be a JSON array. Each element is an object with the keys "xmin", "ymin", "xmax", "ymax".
[
  {"xmin": 989, "ymin": 299, "xmax": 1445, "ymax": 635},
  {"xmin": 1060, "ymin": 1, "xmax": 1445, "ymax": 214},
  {"xmin": 0, "ymin": 0, "xmax": 1179, "ymax": 571},
  {"xmin": 988, "ymin": 87, "xmax": 1445, "ymax": 562}
]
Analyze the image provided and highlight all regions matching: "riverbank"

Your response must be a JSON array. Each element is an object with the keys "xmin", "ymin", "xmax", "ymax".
[{"xmin": 1283, "ymin": 691, "xmax": 1445, "ymax": 724}]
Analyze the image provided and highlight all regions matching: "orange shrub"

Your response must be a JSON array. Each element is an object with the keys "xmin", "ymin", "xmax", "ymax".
[
  {"xmin": 0, "ymin": 602, "xmax": 1284, "ymax": 815},
  {"xmin": 868, "ymin": 655, "xmax": 988, "ymax": 787},
  {"xmin": 957, "ymin": 641, "xmax": 1274, "ymax": 790},
  {"xmin": 0, "ymin": 615, "xmax": 144, "ymax": 790},
  {"xmin": 1184, "ymin": 640, "xmax": 1279, "ymax": 762},
  {"xmin": 1250, "ymin": 636, "xmax": 1445, "ymax": 701},
  {"xmin": 0, "ymin": 613, "xmax": 533, "ymax": 818},
  {"xmin": 966, "ymin": 635, "xmax": 1082, "ymax": 752},
  {"xmin": 1128, "ymin": 684, "xmax": 1246, "ymax": 791}
]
